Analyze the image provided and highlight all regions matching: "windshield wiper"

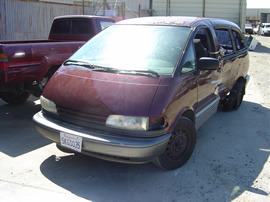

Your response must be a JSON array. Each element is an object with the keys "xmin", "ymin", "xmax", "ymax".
[
  {"xmin": 118, "ymin": 69, "xmax": 160, "ymax": 78},
  {"xmin": 64, "ymin": 60, "xmax": 160, "ymax": 77},
  {"xmin": 64, "ymin": 60, "xmax": 112, "ymax": 71},
  {"xmin": 64, "ymin": 59, "xmax": 93, "ymax": 67}
]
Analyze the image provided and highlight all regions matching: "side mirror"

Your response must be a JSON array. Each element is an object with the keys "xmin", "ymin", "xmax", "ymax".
[{"xmin": 198, "ymin": 57, "xmax": 219, "ymax": 70}]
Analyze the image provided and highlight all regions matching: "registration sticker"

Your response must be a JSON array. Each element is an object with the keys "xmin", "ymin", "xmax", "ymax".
[{"xmin": 60, "ymin": 132, "xmax": 82, "ymax": 152}]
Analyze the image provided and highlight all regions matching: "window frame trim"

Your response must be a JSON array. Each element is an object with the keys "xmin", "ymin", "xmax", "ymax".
[
  {"xmin": 231, "ymin": 28, "xmax": 248, "ymax": 52},
  {"xmin": 214, "ymin": 26, "xmax": 237, "ymax": 56}
]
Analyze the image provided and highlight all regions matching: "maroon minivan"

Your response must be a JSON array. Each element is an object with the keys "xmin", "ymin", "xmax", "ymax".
[{"xmin": 33, "ymin": 17, "xmax": 249, "ymax": 170}]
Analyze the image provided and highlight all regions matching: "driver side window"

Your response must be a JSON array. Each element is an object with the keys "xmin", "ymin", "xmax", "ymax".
[
  {"xmin": 180, "ymin": 27, "xmax": 214, "ymax": 74},
  {"xmin": 194, "ymin": 28, "xmax": 211, "ymax": 63},
  {"xmin": 180, "ymin": 43, "xmax": 196, "ymax": 74}
]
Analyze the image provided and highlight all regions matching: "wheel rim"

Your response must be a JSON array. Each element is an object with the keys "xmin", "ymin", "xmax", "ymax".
[{"xmin": 166, "ymin": 129, "xmax": 188, "ymax": 160}]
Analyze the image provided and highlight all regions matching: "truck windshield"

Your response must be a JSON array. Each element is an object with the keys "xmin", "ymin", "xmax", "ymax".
[{"xmin": 69, "ymin": 25, "xmax": 191, "ymax": 74}]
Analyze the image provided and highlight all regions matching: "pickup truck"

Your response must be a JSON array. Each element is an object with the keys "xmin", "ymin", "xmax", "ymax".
[{"xmin": 0, "ymin": 15, "xmax": 116, "ymax": 104}]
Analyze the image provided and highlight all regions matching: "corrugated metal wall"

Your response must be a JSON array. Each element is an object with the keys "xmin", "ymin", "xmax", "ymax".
[
  {"xmin": 204, "ymin": 0, "xmax": 240, "ymax": 24},
  {"xmin": 93, "ymin": 0, "xmax": 150, "ymax": 18},
  {"xmin": 152, "ymin": 0, "xmax": 246, "ymax": 29},
  {"xmin": 0, "ymin": 0, "xmax": 151, "ymax": 41},
  {"xmin": 124, "ymin": 0, "xmax": 150, "ymax": 18},
  {"xmin": 39, "ymin": 0, "xmax": 75, "ymax": 3},
  {"xmin": 0, "ymin": 0, "xmax": 88, "ymax": 41},
  {"xmin": 153, "ymin": 0, "xmax": 203, "ymax": 16}
]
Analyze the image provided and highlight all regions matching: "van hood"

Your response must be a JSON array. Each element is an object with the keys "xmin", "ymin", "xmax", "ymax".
[{"xmin": 43, "ymin": 66, "xmax": 162, "ymax": 117}]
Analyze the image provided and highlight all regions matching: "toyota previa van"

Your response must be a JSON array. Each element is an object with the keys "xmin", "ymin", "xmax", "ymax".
[{"xmin": 33, "ymin": 17, "xmax": 249, "ymax": 170}]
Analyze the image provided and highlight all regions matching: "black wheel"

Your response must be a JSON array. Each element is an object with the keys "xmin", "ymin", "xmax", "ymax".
[
  {"xmin": 233, "ymin": 87, "xmax": 244, "ymax": 110},
  {"xmin": 153, "ymin": 117, "xmax": 196, "ymax": 170},
  {"xmin": 1, "ymin": 91, "xmax": 30, "ymax": 104},
  {"xmin": 223, "ymin": 82, "xmax": 245, "ymax": 111}
]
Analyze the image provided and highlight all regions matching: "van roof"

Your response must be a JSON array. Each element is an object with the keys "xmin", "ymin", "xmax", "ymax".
[{"xmin": 116, "ymin": 16, "xmax": 239, "ymax": 28}]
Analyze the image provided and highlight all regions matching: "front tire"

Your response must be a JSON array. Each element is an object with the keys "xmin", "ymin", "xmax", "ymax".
[
  {"xmin": 153, "ymin": 117, "xmax": 196, "ymax": 170},
  {"xmin": 1, "ymin": 91, "xmax": 30, "ymax": 104}
]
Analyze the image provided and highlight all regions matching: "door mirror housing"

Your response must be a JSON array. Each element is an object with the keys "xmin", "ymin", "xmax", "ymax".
[{"xmin": 198, "ymin": 57, "xmax": 219, "ymax": 70}]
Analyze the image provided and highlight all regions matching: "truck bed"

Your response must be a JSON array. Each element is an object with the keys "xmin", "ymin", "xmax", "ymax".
[{"xmin": 0, "ymin": 40, "xmax": 84, "ymax": 84}]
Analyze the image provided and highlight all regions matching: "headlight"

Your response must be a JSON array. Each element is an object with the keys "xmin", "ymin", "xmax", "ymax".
[
  {"xmin": 40, "ymin": 95, "xmax": 57, "ymax": 114},
  {"xmin": 106, "ymin": 115, "xmax": 149, "ymax": 131}
]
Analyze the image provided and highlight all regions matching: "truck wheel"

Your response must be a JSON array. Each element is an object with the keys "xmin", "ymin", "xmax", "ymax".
[
  {"xmin": 153, "ymin": 117, "xmax": 196, "ymax": 170},
  {"xmin": 1, "ymin": 91, "xmax": 30, "ymax": 104}
]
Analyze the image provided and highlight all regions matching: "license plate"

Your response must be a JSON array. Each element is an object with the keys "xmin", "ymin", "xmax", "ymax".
[{"xmin": 60, "ymin": 132, "xmax": 82, "ymax": 152}]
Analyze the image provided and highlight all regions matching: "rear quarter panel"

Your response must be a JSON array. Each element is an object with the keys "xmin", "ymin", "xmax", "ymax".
[
  {"xmin": 218, "ymin": 48, "xmax": 249, "ymax": 100},
  {"xmin": 0, "ymin": 41, "xmax": 84, "ymax": 84}
]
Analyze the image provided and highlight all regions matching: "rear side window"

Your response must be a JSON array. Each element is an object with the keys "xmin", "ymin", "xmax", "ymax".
[
  {"xmin": 215, "ymin": 29, "xmax": 234, "ymax": 55},
  {"xmin": 232, "ymin": 30, "xmax": 246, "ymax": 50},
  {"xmin": 51, "ymin": 18, "xmax": 91, "ymax": 35}
]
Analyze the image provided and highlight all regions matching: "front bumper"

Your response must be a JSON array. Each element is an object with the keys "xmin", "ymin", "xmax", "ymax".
[{"xmin": 33, "ymin": 111, "xmax": 171, "ymax": 164}]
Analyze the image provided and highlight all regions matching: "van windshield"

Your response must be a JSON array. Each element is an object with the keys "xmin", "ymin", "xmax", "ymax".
[{"xmin": 69, "ymin": 25, "xmax": 191, "ymax": 74}]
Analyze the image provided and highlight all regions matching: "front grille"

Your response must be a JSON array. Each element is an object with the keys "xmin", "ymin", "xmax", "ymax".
[{"xmin": 57, "ymin": 106, "xmax": 107, "ymax": 126}]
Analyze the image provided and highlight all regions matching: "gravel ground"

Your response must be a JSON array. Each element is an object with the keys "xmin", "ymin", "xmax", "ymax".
[
  {"xmin": 230, "ymin": 34, "xmax": 270, "ymax": 201},
  {"xmin": 247, "ymin": 35, "xmax": 270, "ymax": 108}
]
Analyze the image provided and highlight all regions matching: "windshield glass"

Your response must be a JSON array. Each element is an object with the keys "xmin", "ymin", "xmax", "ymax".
[{"xmin": 69, "ymin": 25, "xmax": 191, "ymax": 74}]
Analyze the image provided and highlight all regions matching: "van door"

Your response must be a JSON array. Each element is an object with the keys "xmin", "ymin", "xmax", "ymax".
[
  {"xmin": 214, "ymin": 27, "xmax": 238, "ymax": 98},
  {"xmin": 193, "ymin": 27, "xmax": 221, "ymax": 113}
]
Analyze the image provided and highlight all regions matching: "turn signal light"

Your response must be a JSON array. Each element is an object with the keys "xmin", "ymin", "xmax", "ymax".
[{"xmin": 0, "ymin": 53, "xmax": 9, "ymax": 71}]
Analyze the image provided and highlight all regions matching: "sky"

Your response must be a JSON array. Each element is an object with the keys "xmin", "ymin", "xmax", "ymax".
[{"xmin": 247, "ymin": 0, "xmax": 270, "ymax": 8}]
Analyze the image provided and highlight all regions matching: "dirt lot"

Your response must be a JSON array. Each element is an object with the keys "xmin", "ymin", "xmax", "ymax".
[
  {"xmin": 247, "ymin": 35, "xmax": 270, "ymax": 108},
  {"xmin": 0, "ymin": 35, "xmax": 269, "ymax": 202}
]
